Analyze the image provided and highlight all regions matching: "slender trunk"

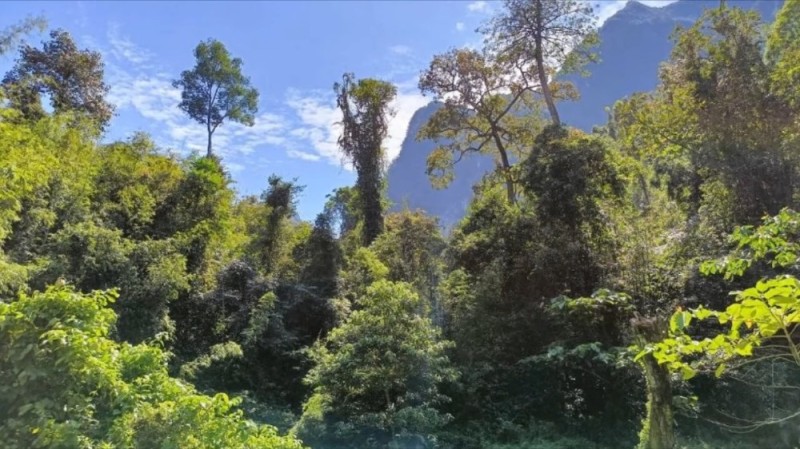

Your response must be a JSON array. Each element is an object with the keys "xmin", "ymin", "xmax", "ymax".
[
  {"xmin": 535, "ymin": 48, "xmax": 560, "ymax": 126},
  {"xmin": 638, "ymin": 173, "xmax": 651, "ymax": 211},
  {"xmin": 633, "ymin": 317, "xmax": 675, "ymax": 449},
  {"xmin": 492, "ymin": 132, "xmax": 516, "ymax": 204},
  {"xmin": 533, "ymin": 0, "xmax": 561, "ymax": 126},
  {"xmin": 207, "ymin": 128, "xmax": 213, "ymax": 157}
]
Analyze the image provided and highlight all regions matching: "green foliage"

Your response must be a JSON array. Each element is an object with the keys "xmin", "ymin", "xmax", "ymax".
[
  {"xmin": 641, "ymin": 210, "xmax": 800, "ymax": 438},
  {"xmin": 2, "ymin": 29, "xmax": 113, "ymax": 128},
  {"xmin": 767, "ymin": 0, "xmax": 800, "ymax": 107},
  {"xmin": 372, "ymin": 210, "xmax": 445, "ymax": 312},
  {"xmin": 298, "ymin": 279, "xmax": 457, "ymax": 447},
  {"xmin": 524, "ymin": 126, "xmax": 624, "ymax": 231},
  {"xmin": 0, "ymin": 285, "xmax": 303, "ymax": 449}
]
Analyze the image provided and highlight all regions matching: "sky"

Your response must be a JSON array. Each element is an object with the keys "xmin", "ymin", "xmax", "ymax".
[{"xmin": 1, "ymin": 0, "xmax": 675, "ymax": 220}]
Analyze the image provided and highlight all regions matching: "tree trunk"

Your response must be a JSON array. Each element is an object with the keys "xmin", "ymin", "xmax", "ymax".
[
  {"xmin": 492, "ymin": 133, "xmax": 516, "ymax": 204},
  {"xmin": 207, "ymin": 129, "xmax": 213, "ymax": 157},
  {"xmin": 533, "ymin": 0, "xmax": 561, "ymax": 126},
  {"xmin": 359, "ymin": 165, "xmax": 384, "ymax": 246},
  {"xmin": 535, "ymin": 49, "xmax": 560, "ymax": 127},
  {"xmin": 633, "ymin": 317, "xmax": 675, "ymax": 449}
]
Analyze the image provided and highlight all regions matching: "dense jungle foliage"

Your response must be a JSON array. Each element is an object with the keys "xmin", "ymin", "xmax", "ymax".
[{"xmin": 2, "ymin": 1, "xmax": 800, "ymax": 448}]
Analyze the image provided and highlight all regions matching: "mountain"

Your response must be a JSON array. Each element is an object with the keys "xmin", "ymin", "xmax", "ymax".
[
  {"xmin": 386, "ymin": 0, "xmax": 782, "ymax": 229},
  {"xmin": 385, "ymin": 102, "xmax": 495, "ymax": 230}
]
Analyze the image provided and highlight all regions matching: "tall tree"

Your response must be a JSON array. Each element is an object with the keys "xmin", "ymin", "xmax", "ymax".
[
  {"xmin": 2, "ymin": 29, "xmax": 113, "ymax": 127},
  {"xmin": 334, "ymin": 73, "xmax": 396, "ymax": 245},
  {"xmin": 173, "ymin": 39, "xmax": 259, "ymax": 157},
  {"xmin": 256, "ymin": 175, "xmax": 303, "ymax": 275},
  {"xmin": 487, "ymin": 0, "xmax": 599, "ymax": 126},
  {"xmin": 767, "ymin": 0, "xmax": 800, "ymax": 107},
  {"xmin": 418, "ymin": 48, "xmax": 542, "ymax": 203}
]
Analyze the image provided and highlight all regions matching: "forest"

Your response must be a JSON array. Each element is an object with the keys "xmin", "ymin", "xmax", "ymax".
[{"xmin": 1, "ymin": 0, "xmax": 800, "ymax": 448}]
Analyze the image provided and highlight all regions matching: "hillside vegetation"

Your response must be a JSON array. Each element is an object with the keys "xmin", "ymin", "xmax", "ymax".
[{"xmin": 2, "ymin": 1, "xmax": 800, "ymax": 448}]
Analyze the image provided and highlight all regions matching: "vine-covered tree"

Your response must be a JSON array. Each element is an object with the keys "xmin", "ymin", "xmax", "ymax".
[
  {"xmin": 334, "ymin": 73, "xmax": 396, "ymax": 245},
  {"xmin": 173, "ymin": 39, "xmax": 259, "ymax": 157}
]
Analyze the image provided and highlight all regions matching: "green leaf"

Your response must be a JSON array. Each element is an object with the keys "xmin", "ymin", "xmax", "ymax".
[
  {"xmin": 714, "ymin": 363, "xmax": 726, "ymax": 378},
  {"xmin": 734, "ymin": 341, "xmax": 753, "ymax": 357},
  {"xmin": 18, "ymin": 403, "xmax": 33, "ymax": 416},
  {"xmin": 670, "ymin": 310, "xmax": 692, "ymax": 333},
  {"xmin": 693, "ymin": 306, "xmax": 712, "ymax": 320}
]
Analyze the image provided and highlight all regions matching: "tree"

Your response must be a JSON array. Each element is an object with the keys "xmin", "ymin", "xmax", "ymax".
[
  {"xmin": 296, "ymin": 280, "xmax": 456, "ymax": 448},
  {"xmin": 418, "ymin": 48, "xmax": 542, "ymax": 204},
  {"xmin": 655, "ymin": 6, "xmax": 798, "ymax": 225},
  {"xmin": 372, "ymin": 210, "xmax": 446, "ymax": 316},
  {"xmin": 334, "ymin": 73, "xmax": 396, "ymax": 245},
  {"xmin": 487, "ymin": 0, "xmax": 599, "ymax": 126},
  {"xmin": 254, "ymin": 175, "xmax": 303, "ymax": 275},
  {"xmin": 173, "ymin": 39, "xmax": 259, "ymax": 157},
  {"xmin": 767, "ymin": 0, "xmax": 800, "ymax": 107},
  {"xmin": 299, "ymin": 212, "xmax": 343, "ymax": 299},
  {"xmin": 523, "ymin": 125, "xmax": 624, "ymax": 232},
  {"xmin": 2, "ymin": 29, "xmax": 113, "ymax": 127}
]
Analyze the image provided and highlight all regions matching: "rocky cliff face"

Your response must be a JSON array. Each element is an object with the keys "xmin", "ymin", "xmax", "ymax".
[{"xmin": 386, "ymin": 0, "xmax": 781, "ymax": 229}]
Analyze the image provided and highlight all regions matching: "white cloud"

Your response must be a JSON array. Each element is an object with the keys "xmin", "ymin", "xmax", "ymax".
[
  {"xmin": 467, "ymin": 1, "xmax": 489, "ymax": 13},
  {"xmin": 287, "ymin": 149, "xmax": 322, "ymax": 162},
  {"xmin": 593, "ymin": 0, "xmax": 679, "ymax": 26},
  {"xmin": 285, "ymin": 90, "xmax": 344, "ymax": 166},
  {"xmin": 389, "ymin": 45, "xmax": 412, "ymax": 55},
  {"xmin": 107, "ymin": 23, "xmax": 153, "ymax": 65},
  {"xmin": 226, "ymin": 162, "xmax": 245, "ymax": 173},
  {"xmin": 455, "ymin": 22, "xmax": 466, "ymax": 32},
  {"xmin": 594, "ymin": 1, "xmax": 628, "ymax": 24},
  {"xmin": 385, "ymin": 89, "xmax": 429, "ymax": 162}
]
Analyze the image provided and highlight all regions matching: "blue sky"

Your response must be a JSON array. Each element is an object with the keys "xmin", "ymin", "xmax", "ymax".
[{"xmin": 1, "ymin": 0, "xmax": 673, "ymax": 220}]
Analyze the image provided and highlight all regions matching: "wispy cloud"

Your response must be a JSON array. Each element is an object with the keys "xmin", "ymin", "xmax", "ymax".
[
  {"xmin": 227, "ymin": 162, "xmax": 245, "ymax": 173},
  {"xmin": 107, "ymin": 23, "xmax": 153, "ymax": 65},
  {"xmin": 593, "ymin": 1, "xmax": 679, "ymax": 26},
  {"xmin": 455, "ymin": 22, "xmax": 466, "ymax": 32},
  {"xmin": 385, "ymin": 88, "xmax": 429, "ymax": 162},
  {"xmin": 287, "ymin": 149, "xmax": 322, "ymax": 162},
  {"xmin": 285, "ymin": 90, "xmax": 344, "ymax": 166},
  {"xmin": 467, "ymin": 1, "xmax": 490, "ymax": 13},
  {"xmin": 389, "ymin": 45, "xmax": 412, "ymax": 55}
]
